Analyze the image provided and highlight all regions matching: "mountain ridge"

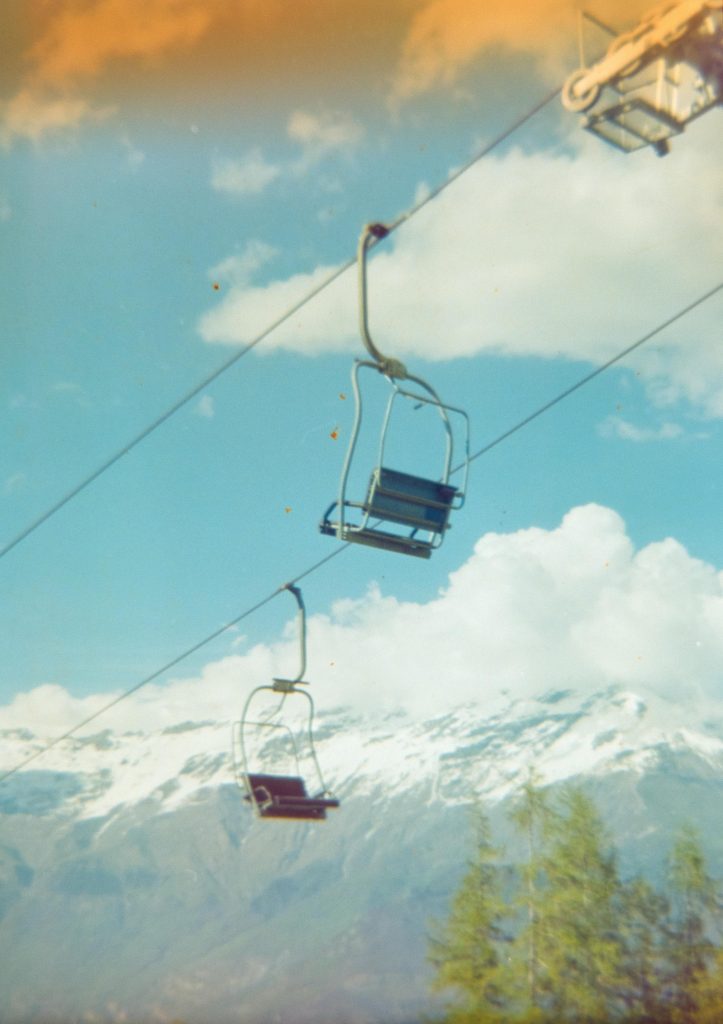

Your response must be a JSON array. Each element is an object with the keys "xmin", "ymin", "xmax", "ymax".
[{"xmin": 2, "ymin": 683, "xmax": 723, "ymax": 1023}]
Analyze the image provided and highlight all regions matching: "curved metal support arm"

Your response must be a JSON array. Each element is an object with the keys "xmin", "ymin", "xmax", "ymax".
[
  {"xmin": 395, "ymin": 372, "xmax": 455, "ymax": 482},
  {"xmin": 279, "ymin": 583, "xmax": 306, "ymax": 685},
  {"xmin": 358, "ymin": 222, "xmax": 408, "ymax": 380},
  {"xmin": 296, "ymin": 687, "xmax": 334, "ymax": 798},
  {"xmin": 336, "ymin": 359, "xmax": 374, "ymax": 533},
  {"xmin": 384, "ymin": 372, "xmax": 471, "ymax": 503}
]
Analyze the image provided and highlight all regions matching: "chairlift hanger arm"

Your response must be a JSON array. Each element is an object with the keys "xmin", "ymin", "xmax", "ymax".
[
  {"xmin": 358, "ymin": 222, "xmax": 408, "ymax": 380},
  {"xmin": 276, "ymin": 583, "xmax": 306, "ymax": 685}
]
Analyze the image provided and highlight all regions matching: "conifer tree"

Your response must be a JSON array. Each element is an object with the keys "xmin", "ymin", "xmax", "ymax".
[
  {"xmin": 691, "ymin": 946, "xmax": 723, "ymax": 1023},
  {"xmin": 664, "ymin": 824, "xmax": 717, "ymax": 1023},
  {"xmin": 509, "ymin": 769, "xmax": 553, "ymax": 1017},
  {"xmin": 429, "ymin": 809, "xmax": 511, "ymax": 1023},
  {"xmin": 617, "ymin": 875, "xmax": 669, "ymax": 1024},
  {"xmin": 537, "ymin": 786, "xmax": 624, "ymax": 1023}
]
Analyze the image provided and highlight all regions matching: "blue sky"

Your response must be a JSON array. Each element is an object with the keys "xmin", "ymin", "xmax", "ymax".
[{"xmin": 1, "ymin": 0, "xmax": 721, "ymax": 725}]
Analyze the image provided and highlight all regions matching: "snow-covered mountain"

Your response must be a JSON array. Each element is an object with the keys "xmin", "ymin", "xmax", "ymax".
[{"xmin": 2, "ymin": 684, "xmax": 723, "ymax": 1024}]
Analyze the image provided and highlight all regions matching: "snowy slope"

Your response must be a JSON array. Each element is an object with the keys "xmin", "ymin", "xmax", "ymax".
[
  {"xmin": 2, "ymin": 684, "xmax": 722, "ymax": 822},
  {"xmin": 2, "ymin": 685, "xmax": 723, "ymax": 1024}
]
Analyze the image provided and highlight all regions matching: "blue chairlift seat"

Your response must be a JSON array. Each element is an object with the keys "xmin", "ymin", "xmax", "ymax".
[
  {"xmin": 366, "ymin": 467, "xmax": 457, "ymax": 531},
  {"xmin": 243, "ymin": 773, "xmax": 340, "ymax": 821},
  {"xmin": 320, "ymin": 222, "xmax": 470, "ymax": 558},
  {"xmin": 320, "ymin": 466, "xmax": 459, "ymax": 559}
]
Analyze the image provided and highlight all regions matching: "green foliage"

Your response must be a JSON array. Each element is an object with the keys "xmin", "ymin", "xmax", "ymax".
[
  {"xmin": 429, "ymin": 787, "xmax": 721, "ymax": 1024},
  {"xmin": 617, "ymin": 875, "xmax": 669, "ymax": 1023},
  {"xmin": 664, "ymin": 825, "xmax": 717, "ymax": 1023},
  {"xmin": 429, "ymin": 810, "xmax": 511, "ymax": 1022},
  {"xmin": 508, "ymin": 769, "xmax": 554, "ymax": 1016},
  {"xmin": 537, "ymin": 787, "xmax": 624, "ymax": 1023},
  {"xmin": 692, "ymin": 946, "xmax": 723, "ymax": 1023}
]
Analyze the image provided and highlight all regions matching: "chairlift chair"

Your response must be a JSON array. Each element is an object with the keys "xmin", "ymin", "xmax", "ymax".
[
  {"xmin": 320, "ymin": 222, "xmax": 470, "ymax": 558},
  {"xmin": 233, "ymin": 585, "xmax": 339, "ymax": 821}
]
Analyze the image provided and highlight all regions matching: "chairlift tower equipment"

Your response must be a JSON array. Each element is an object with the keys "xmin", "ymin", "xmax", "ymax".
[{"xmin": 562, "ymin": 0, "xmax": 723, "ymax": 154}]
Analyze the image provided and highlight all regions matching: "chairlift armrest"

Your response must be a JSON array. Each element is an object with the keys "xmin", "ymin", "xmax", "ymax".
[{"xmin": 320, "ymin": 500, "xmax": 338, "ymax": 524}]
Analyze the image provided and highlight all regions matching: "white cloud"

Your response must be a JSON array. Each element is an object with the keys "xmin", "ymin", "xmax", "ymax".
[
  {"xmin": 0, "ymin": 88, "xmax": 109, "ymax": 147},
  {"xmin": 199, "ymin": 113, "xmax": 723, "ymax": 416},
  {"xmin": 3, "ymin": 472, "xmax": 27, "ymax": 495},
  {"xmin": 8, "ymin": 394, "xmax": 35, "ymax": 410},
  {"xmin": 287, "ymin": 109, "xmax": 364, "ymax": 170},
  {"xmin": 196, "ymin": 394, "xmax": 215, "ymax": 418},
  {"xmin": 199, "ymin": 258, "xmax": 345, "ymax": 354},
  {"xmin": 208, "ymin": 239, "xmax": 278, "ymax": 286},
  {"xmin": 211, "ymin": 109, "xmax": 363, "ymax": 199},
  {"xmin": 211, "ymin": 149, "xmax": 282, "ymax": 197},
  {"xmin": 598, "ymin": 416, "xmax": 684, "ymax": 442},
  {"xmin": 2, "ymin": 504, "xmax": 721, "ymax": 738},
  {"xmin": 49, "ymin": 380, "xmax": 91, "ymax": 409},
  {"xmin": 303, "ymin": 505, "xmax": 723, "ymax": 714},
  {"xmin": 121, "ymin": 134, "xmax": 145, "ymax": 170}
]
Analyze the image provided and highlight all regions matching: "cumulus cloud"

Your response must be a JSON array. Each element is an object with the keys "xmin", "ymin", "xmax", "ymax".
[
  {"xmin": 211, "ymin": 150, "xmax": 283, "ymax": 197},
  {"xmin": 0, "ymin": 88, "xmax": 107, "ymax": 147},
  {"xmin": 121, "ymin": 134, "xmax": 145, "ymax": 170},
  {"xmin": 207, "ymin": 239, "xmax": 279, "ymax": 288},
  {"xmin": 195, "ymin": 394, "xmax": 215, "ymax": 418},
  {"xmin": 3, "ymin": 473, "xmax": 27, "ymax": 496},
  {"xmin": 211, "ymin": 109, "xmax": 364, "ymax": 199},
  {"xmin": 287, "ymin": 109, "xmax": 364, "ymax": 166},
  {"xmin": 304, "ymin": 505, "xmax": 723, "ymax": 714},
  {"xmin": 199, "ymin": 113, "xmax": 723, "ymax": 415},
  {"xmin": 390, "ymin": 0, "xmax": 651, "ymax": 102},
  {"xmin": 198, "ymin": 258, "xmax": 344, "ymax": 354},
  {"xmin": 2, "ymin": 505, "xmax": 721, "ymax": 739},
  {"xmin": 597, "ymin": 416, "xmax": 684, "ymax": 442}
]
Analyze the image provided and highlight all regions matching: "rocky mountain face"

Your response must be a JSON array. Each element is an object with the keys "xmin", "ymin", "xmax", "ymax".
[{"xmin": 2, "ymin": 685, "xmax": 723, "ymax": 1024}]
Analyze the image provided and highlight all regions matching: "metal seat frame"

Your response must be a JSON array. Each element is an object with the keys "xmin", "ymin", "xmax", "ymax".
[
  {"xmin": 233, "ymin": 585, "xmax": 339, "ymax": 821},
  {"xmin": 320, "ymin": 222, "xmax": 470, "ymax": 558}
]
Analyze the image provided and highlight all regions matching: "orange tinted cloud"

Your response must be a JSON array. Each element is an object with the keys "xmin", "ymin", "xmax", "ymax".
[
  {"xmin": 3, "ymin": 1, "xmax": 414, "ymax": 141},
  {"xmin": 20, "ymin": 0, "xmax": 413, "ymax": 95},
  {"xmin": 2, "ymin": 0, "xmax": 213, "ymax": 143},
  {"xmin": 0, "ymin": 87, "xmax": 99, "ymax": 146},
  {"xmin": 29, "ymin": 0, "xmax": 212, "ymax": 87},
  {"xmin": 392, "ymin": 0, "xmax": 652, "ymax": 100}
]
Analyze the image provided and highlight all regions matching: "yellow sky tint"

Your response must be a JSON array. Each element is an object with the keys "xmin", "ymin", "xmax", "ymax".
[
  {"xmin": 4, "ymin": 0, "xmax": 660, "ymax": 143},
  {"xmin": 28, "ymin": 0, "xmax": 213, "ymax": 87},
  {"xmin": 392, "ymin": 0, "xmax": 654, "ymax": 99}
]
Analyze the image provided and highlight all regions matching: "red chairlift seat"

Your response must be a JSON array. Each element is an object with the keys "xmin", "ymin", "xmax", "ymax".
[
  {"xmin": 243, "ymin": 773, "xmax": 340, "ymax": 821},
  {"xmin": 234, "ymin": 585, "xmax": 340, "ymax": 823}
]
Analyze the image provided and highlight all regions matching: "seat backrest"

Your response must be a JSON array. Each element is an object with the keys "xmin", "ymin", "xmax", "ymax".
[
  {"xmin": 247, "ymin": 773, "xmax": 307, "ymax": 799},
  {"xmin": 366, "ymin": 468, "xmax": 457, "ymax": 531}
]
